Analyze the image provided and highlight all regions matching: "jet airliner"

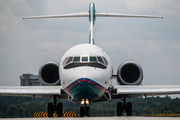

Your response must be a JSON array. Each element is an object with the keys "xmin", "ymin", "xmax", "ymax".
[{"xmin": 1, "ymin": 3, "xmax": 180, "ymax": 117}]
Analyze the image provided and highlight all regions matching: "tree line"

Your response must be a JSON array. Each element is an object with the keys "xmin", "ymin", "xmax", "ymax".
[{"xmin": 0, "ymin": 95, "xmax": 180, "ymax": 118}]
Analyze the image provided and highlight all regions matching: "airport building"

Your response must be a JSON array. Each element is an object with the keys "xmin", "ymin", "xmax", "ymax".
[{"xmin": 20, "ymin": 74, "xmax": 40, "ymax": 86}]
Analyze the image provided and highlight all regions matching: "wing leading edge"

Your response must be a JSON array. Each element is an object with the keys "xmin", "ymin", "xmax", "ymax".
[
  {"xmin": 0, "ymin": 86, "xmax": 66, "ymax": 98},
  {"xmin": 112, "ymin": 85, "xmax": 180, "ymax": 98}
]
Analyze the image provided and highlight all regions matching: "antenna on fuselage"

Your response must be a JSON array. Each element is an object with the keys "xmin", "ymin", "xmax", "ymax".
[{"xmin": 23, "ymin": 3, "xmax": 163, "ymax": 45}]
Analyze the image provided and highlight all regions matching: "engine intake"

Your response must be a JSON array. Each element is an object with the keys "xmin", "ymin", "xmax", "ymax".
[
  {"xmin": 39, "ymin": 61, "xmax": 60, "ymax": 86},
  {"xmin": 117, "ymin": 61, "xmax": 143, "ymax": 85}
]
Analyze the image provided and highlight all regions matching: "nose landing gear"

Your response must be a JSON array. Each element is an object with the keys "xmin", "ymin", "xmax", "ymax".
[
  {"xmin": 80, "ymin": 99, "xmax": 90, "ymax": 117},
  {"xmin": 80, "ymin": 105, "xmax": 90, "ymax": 117}
]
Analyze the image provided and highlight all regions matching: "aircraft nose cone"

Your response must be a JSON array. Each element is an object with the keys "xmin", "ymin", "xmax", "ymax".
[{"xmin": 65, "ymin": 69, "xmax": 105, "ymax": 101}]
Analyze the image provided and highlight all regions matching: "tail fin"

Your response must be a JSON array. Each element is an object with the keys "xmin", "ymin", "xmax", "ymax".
[{"xmin": 23, "ymin": 3, "xmax": 163, "ymax": 45}]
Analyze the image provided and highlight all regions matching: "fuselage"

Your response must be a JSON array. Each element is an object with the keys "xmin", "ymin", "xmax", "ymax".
[{"xmin": 59, "ymin": 44, "xmax": 113, "ymax": 101}]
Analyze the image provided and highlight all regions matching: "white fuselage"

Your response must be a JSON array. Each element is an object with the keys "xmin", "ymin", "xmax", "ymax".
[{"xmin": 59, "ymin": 44, "xmax": 113, "ymax": 101}]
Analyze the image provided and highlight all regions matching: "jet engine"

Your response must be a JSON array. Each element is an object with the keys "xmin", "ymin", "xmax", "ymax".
[
  {"xmin": 38, "ymin": 61, "xmax": 60, "ymax": 86},
  {"xmin": 117, "ymin": 61, "xmax": 143, "ymax": 85}
]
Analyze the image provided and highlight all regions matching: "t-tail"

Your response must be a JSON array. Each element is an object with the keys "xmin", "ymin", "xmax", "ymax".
[{"xmin": 23, "ymin": 3, "xmax": 163, "ymax": 45}]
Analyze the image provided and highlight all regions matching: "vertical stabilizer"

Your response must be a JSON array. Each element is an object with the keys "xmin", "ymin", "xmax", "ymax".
[{"xmin": 89, "ymin": 3, "xmax": 96, "ymax": 45}]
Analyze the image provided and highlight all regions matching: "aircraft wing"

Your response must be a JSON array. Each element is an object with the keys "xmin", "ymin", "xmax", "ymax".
[
  {"xmin": 0, "ymin": 86, "xmax": 67, "ymax": 98},
  {"xmin": 112, "ymin": 85, "xmax": 180, "ymax": 98}
]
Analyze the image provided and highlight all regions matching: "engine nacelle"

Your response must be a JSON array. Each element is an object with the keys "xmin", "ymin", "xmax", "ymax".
[
  {"xmin": 117, "ymin": 61, "xmax": 143, "ymax": 85},
  {"xmin": 38, "ymin": 61, "xmax": 60, "ymax": 86}
]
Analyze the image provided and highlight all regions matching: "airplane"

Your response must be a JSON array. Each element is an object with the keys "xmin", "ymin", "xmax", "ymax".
[{"xmin": 0, "ymin": 3, "xmax": 180, "ymax": 117}]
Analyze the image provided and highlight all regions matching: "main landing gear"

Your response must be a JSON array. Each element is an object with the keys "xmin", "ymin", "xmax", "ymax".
[
  {"xmin": 48, "ymin": 96, "xmax": 63, "ymax": 117},
  {"xmin": 117, "ymin": 95, "xmax": 132, "ymax": 116}
]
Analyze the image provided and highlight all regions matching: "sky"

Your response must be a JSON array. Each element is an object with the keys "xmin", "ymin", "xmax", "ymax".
[{"xmin": 0, "ymin": 0, "xmax": 180, "ymax": 87}]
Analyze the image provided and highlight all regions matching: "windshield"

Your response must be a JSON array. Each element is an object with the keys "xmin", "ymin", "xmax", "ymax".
[{"xmin": 62, "ymin": 56, "xmax": 108, "ymax": 69}]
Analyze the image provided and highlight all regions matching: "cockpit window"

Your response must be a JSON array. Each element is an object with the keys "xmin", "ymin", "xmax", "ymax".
[
  {"xmin": 63, "ymin": 56, "xmax": 108, "ymax": 69},
  {"xmin": 63, "ymin": 57, "xmax": 69, "ymax": 66},
  {"xmin": 90, "ymin": 57, "xmax": 97, "ymax": 62},
  {"xmin": 66, "ymin": 57, "xmax": 73, "ymax": 64},
  {"xmin": 82, "ymin": 57, "xmax": 88, "ymax": 61},
  {"xmin": 97, "ymin": 57, "xmax": 104, "ymax": 64},
  {"xmin": 73, "ymin": 57, "xmax": 80, "ymax": 62},
  {"xmin": 102, "ymin": 57, "xmax": 108, "ymax": 66}
]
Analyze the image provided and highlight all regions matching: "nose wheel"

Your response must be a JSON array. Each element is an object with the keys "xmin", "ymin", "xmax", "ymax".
[{"xmin": 80, "ymin": 106, "xmax": 90, "ymax": 117}]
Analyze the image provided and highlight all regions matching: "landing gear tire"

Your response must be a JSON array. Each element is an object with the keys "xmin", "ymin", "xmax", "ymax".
[
  {"xmin": 117, "ymin": 102, "xmax": 122, "ymax": 116},
  {"xmin": 47, "ymin": 96, "xmax": 63, "ymax": 118},
  {"xmin": 126, "ymin": 102, "xmax": 132, "ymax": 116},
  {"xmin": 57, "ymin": 102, "xmax": 63, "ymax": 117},
  {"xmin": 80, "ymin": 106, "xmax": 84, "ymax": 117},
  {"xmin": 86, "ymin": 106, "xmax": 90, "ymax": 117},
  {"xmin": 48, "ymin": 103, "xmax": 53, "ymax": 117}
]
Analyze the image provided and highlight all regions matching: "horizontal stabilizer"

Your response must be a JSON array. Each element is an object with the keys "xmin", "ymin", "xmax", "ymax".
[
  {"xmin": 23, "ymin": 13, "xmax": 89, "ymax": 19},
  {"xmin": 23, "ymin": 3, "xmax": 163, "ymax": 45},
  {"xmin": 95, "ymin": 13, "xmax": 163, "ymax": 19}
]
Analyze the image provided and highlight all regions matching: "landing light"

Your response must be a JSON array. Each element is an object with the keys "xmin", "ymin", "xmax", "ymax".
[
  {"xmin": 80, "ymin": 99, "xmax": 89, "ymax": 105},
  {"xmin": 81, "ymin": 99, "xmax": 85, "ymax": 104},
  {"xmin": 86, "ymin": 99, "xmax": 89, "ymax": 104}
]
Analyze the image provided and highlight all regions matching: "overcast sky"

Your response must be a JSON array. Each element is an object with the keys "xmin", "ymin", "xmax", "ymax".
[{"xmin": 0, "ymin": 0, "xmax": 180, "ymax": 86}]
